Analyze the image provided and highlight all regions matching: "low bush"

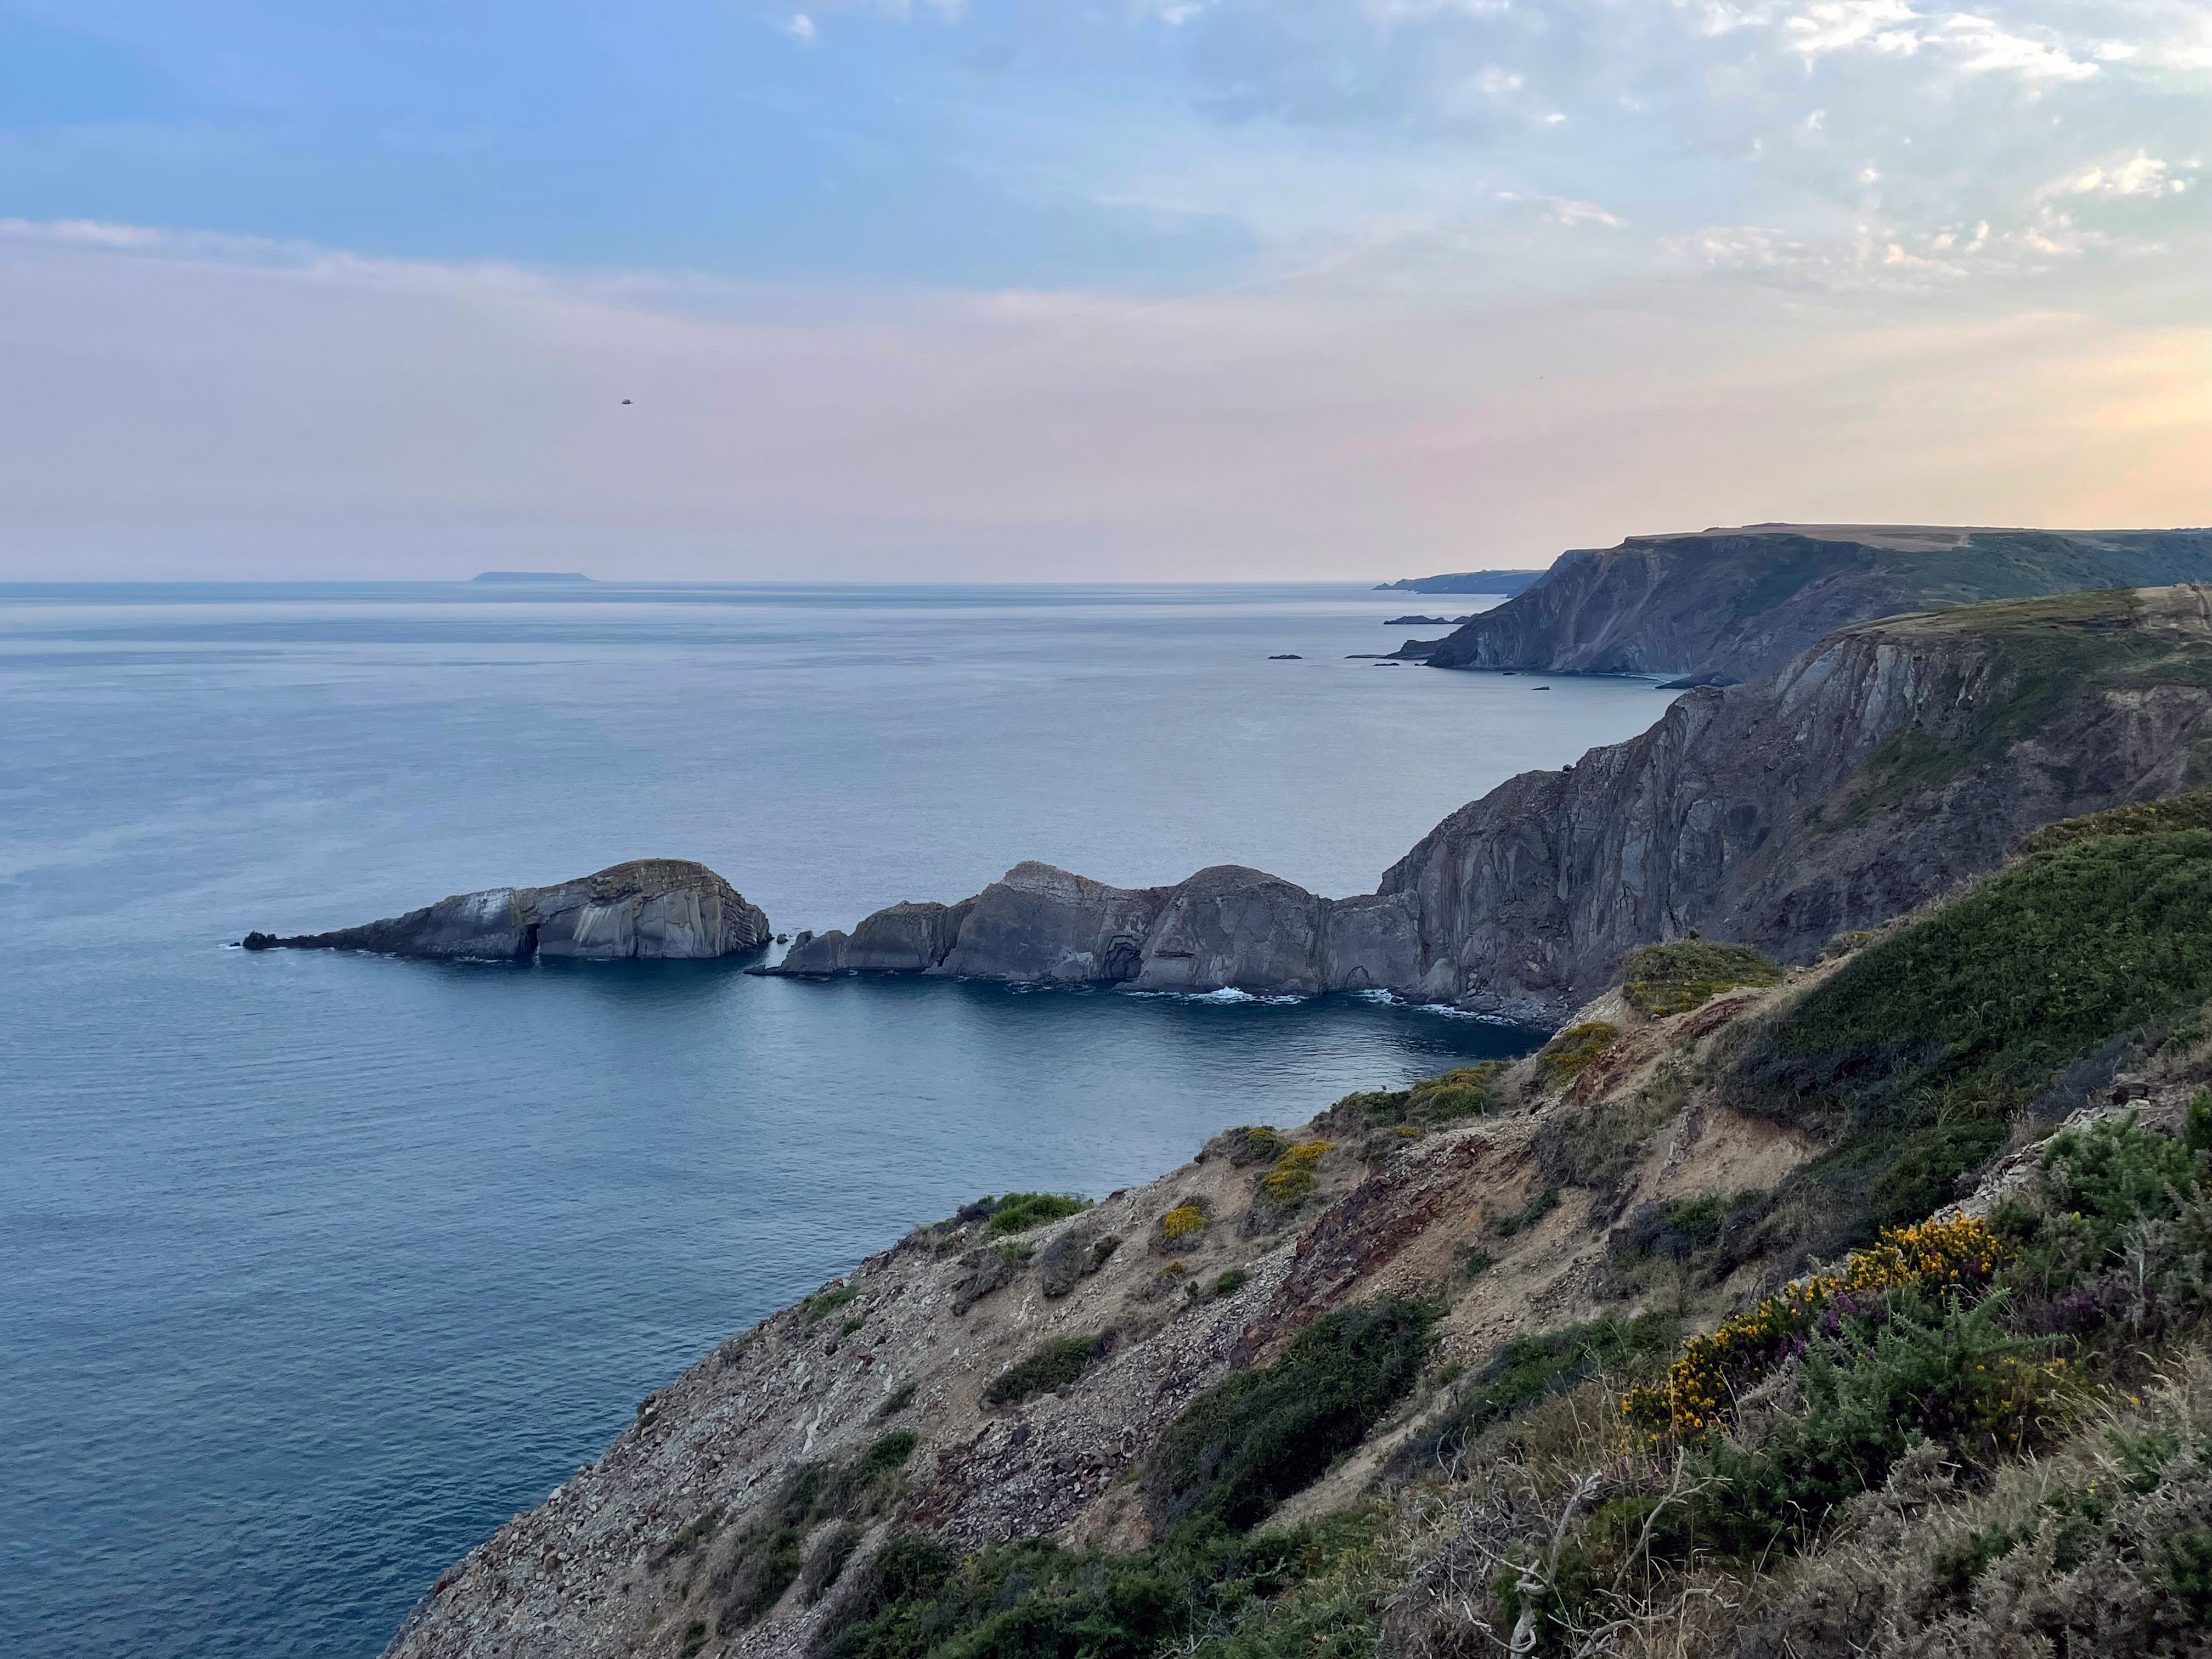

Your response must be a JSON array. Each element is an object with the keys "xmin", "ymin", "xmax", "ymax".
[
  {"xmin": 1396, "ymin": 1316, "xmax": 1678, "ymax": 1475},
  {"xmin": 1156, "ymin": 1199, "xmax": 1210, "ymax": 1249},
  {"xmin": 1144, "ymin": 1299, "xmax": 1438, "ymax": 1532},
  {"xmin": 1535, "ymin": 1023, "xmax": 1617, "ymax": 1088},
  {"xmin": 982, "ymin": 1334, "xmax": 1113, "ymax": 1407},
  {"xmin": 1257, "ymin": 1141, "xmax": 1332, "ymax": 1205},
  {"xmin": 874, "ymin": 1381, "xmax": 917, "ymax": 1418},
  {"xmin": 819, "ymin": 1509, "xmax": 1389, "ymax": 1659},
  {"xmin": 1620, "ymin": 939, "xmax": 1784, "ymax": 1018},
  {"xmin": 2023, "ymin": 784, "xmax": 2212, "ymax": 851},
  {"xmin": 1214, "ymin": 1125, "xmax": 1289, "ymax": 1166},
  {"xmin": 1493, "ymin": 1187, "xmax": 1560, "ymax": 1237},
  {"xmin": 1622, "ymin": 1212, "xmax": 2011, "ymax": 1437},
  {"xmin": 985, "ymin": 1192, "xmax": 1091, "ymax": 1236},
  {"xmin": 706, "ymin": 1430, "xmax": 918, "ymax": 1634},
  {"xmin": 801, "ymin": 1284, "xmax": 860, "ymax": 1325}
]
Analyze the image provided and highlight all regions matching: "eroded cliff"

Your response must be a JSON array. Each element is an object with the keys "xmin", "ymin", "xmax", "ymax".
[
  {"xmin": 765, "ymin": 585, "xmax": 2212, "ymax": 1019},
  {"xmin": 1415, "ymin": 523, "xmax": 2212, "ymax": 682},
  {"xmin": 382, "ymin": 828, "xmax": 2212, "ymax": 1659}
]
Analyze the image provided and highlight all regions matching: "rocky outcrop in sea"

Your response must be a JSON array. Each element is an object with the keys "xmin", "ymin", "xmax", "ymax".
[
  {"xmin": 764, "ymin": 583, "xmax": 2212, "ymax": 1019},
  {"xmin": 243, "ymin": 859, "xmax": 770, "ymax": 961}
]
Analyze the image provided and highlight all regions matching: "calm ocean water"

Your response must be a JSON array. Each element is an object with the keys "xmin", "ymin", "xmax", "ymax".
[{"xmin": 0, "ymin": 582, "xmax": 1671, "ymax": 1658}]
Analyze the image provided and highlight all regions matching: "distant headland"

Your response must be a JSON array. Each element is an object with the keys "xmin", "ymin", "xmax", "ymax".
[
  {"xmin": 1373, "ymin": 568, "xmax": 1548, "ymax": 595},
  {"xmin": 470, "ymin": 571, "xmax": 593, "ymax": 583}
]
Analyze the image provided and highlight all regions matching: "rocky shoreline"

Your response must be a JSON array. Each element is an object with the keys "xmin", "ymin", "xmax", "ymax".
[{"xmin": 758, "ymin": 583, "xmax": 2212, "ymax": 1019}]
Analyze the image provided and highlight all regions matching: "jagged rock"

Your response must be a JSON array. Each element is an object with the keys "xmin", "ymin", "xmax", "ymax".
[
  {"xmin": 244, "ymin": 859, "xmax": 770, "ymax": 961},
  {"xmin": 760, "ymin": 584, "xmax": 2212, "ymax": 1019}
]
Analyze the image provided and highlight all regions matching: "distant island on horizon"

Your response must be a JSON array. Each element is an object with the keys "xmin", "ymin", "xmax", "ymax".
[{"xmin": 470, "ymin": 571, "xmax": 593, "ymax": 583}]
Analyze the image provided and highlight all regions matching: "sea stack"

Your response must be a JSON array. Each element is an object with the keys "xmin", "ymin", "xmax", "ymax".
[{"xmin": 242, "ymin": 859, "xmax": 770, "ymax": 961}]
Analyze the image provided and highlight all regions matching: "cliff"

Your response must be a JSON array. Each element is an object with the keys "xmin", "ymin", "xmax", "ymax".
[
  {"xmin": 382, "ymin": 799, "xmax": 2212, "ymax": 1658},
  {"xmin": 765, "ymin": 585, "xmax": 2212, "ymax": 1019},
  {"xmin": 243, "ymin": 859, "xmax": 770, "ymax": 961},
  {"xmin": 1415, "ymin": 523, "xmax": 2212, "ymax": 682}
]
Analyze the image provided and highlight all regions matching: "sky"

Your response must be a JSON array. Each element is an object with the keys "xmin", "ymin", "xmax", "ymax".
[{"xmin": 0, "ymin": 0, "xmax": 2205, "ymax": 580}]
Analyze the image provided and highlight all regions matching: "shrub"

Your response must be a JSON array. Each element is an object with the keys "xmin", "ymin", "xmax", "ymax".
[
  {"xmin": 1143, "ymin": 1298, "xmax": 1438, "ymax": 1532},
  {"xmin": 1214, "ymin": 1268, "xmax": 1249, "ymax": 1297},
  {"xmin": 1396, "ymin": 1316, "xmax": 1678, "ymax": 1474},
  {"xmin": 983, "ymin": 1334, "xmax": 1111, "ymax": 1407},
  {"xmin": 874, "ymin": 1381, "xmax": 917, "ymax": 1418},
  {"xmin": 1536, "ymin": 1023, "xmax": 1617, "ymax": 1087},
  {"xmin": 1493, "ymin": 1187, "xmax": 1560, "ymax": 1237},
  {"xmin": 707, "ymin": 1427, "xmax": 920, "ymax": 1633},
  {"xmin": 1157, "ymin": 1201, "xmax": 1210, "ymax": 1248},
  {"xmin": 819, "ymin": 1510, "xmax": 1385, "ymax": 1659},
  {"xmin": 985, "ymin": 1192, "xmax": 1091, "ymax": 1236},
  {"xmin": 1258, "ymin": 1141, "xmax": 1332, "ymax": 1205},
  {"xmin": 1687, "ymin": 1292, "xmax": 2066, "ymax": 1559},
  {"xmin": 799, "ymin": 1524, "xmax": 864, "ymax": 1605},
  {"xmin": 802, "ymin": 1284, "xmax": 861, "ymax": 1324},
  {"xmin": 1623, "ymin": 1213, "xmax": 2011, "ymax": 1436},
  {"xmin": 2024, "ymin": 785, "xmax": 2212, "ymax": 852},
  {"xmin": 1214, "ymin": 1125, "xmax": 1289, "ymax": 1165},
  {"xmin": 1333, "ymin": 1064, "xmax": 1510, "ymax": 1133},
  {"xmin": 1620, "ymin": 940, "xmax": 1784, "ymax": 1018}
]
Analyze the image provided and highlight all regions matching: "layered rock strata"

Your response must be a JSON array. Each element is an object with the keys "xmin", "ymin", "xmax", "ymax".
[
  {"xmin": 766, "ymin": 585, "xmax": 2212, "ymax": 1019},
  {"xmin": 1417, "ymin": 524, "xmax": 2212, "ymax": 684},
  {"xmin": 244, "ymin": 859, "xmax": 770, "ymax": 961}
]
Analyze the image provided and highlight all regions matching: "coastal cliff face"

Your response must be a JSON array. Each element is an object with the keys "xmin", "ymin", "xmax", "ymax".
[
  {"xmin": 382, "ymin": 885, "xmax": 2212, "ymax": 1659},
  {"xmin": 245, "ymin": 859, "xmax": 770, "ymax": 961},
  {"xmin": 1417, "ymin": 524, "xmax": 2212, "ymax": 683},
  {"xmin": 380, "ymin": 981, "xmax": 1822, "ymax": 1659},
  {"xmin": 769, "ymin": 585, "xmax": 2212, "ymax": 1019},
  {"xmin": 1383, "ymin": 582, "xmax": 2212, "ymax": 1011}
]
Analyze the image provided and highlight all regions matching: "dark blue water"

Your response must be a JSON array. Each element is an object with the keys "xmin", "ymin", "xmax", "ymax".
[{"xmin": 0, "ymin": 583, "xmax": 1670, "ymax": 1658}]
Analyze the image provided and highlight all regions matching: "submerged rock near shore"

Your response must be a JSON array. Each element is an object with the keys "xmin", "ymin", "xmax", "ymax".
[{"xmin": 242, "ymin": 859, "xmax": 770, "ymax": 961}]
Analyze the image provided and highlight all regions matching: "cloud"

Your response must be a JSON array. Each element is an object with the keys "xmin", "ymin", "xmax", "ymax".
[
  {"xmin": 2048, "ymin": 150, "xmax": 2190, "ymax": 196},
  {"xmin": 0, "ymin": 218, "xmax": 2202, "ymax": 581},
  {"xmin": 783, "ymin": 13, "xmax": 819, "ymax": 42},
  {"xmin": 1786, "ymin": 1, "xmax": 1922, "ymax": 59},
  {"xmin": 1934, "ymin": 13, "xmax": 2097, "ymax": 80}
]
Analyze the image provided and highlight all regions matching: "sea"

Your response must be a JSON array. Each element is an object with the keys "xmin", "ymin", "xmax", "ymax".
[{"xmin": 0, "ymin": 581, "xmax": 1673, "ymax": 1658}]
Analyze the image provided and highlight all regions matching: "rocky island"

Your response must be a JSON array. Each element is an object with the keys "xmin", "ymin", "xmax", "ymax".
[{"xmin": 242, "ymin": 859, "xmax": 770, "ymax": 961}]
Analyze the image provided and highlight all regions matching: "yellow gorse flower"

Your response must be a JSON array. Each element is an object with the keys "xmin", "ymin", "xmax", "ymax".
[{"xmin": 1620, "ymin": 1214, "xmax": 2011, "ymax": 1438}]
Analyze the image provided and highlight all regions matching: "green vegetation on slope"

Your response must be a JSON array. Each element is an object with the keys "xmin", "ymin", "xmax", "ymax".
[
  {"xmin": 1730, "ymin": 823, "xmax": 2212, "ymax": 1250},
  {"xmin": 1323, "ymin": 1062, "xmax": 1507, "ymax": 1133},
  {"xmin": 982, "ymin": 1333, "xmax": 1113, "ymax": 1407},
  {"xmin": 821, "ymin": 1510, "xmax": 1391, "ymax": 1659},
  {"xmin": 691, "ymin": 1431, "xmax": 917, "ymax": 1637},
  {"xmin": 1620, "ymin": 939, "xmax": 1783, "ymax": 1017},
  {"xmin": 1144, "ymin": 1299, "xmax": 1438, "ymax": 1532},
  {"xmin": 824, "ymin": 1299, "xmax": 1436, "ymax": 1659}
]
